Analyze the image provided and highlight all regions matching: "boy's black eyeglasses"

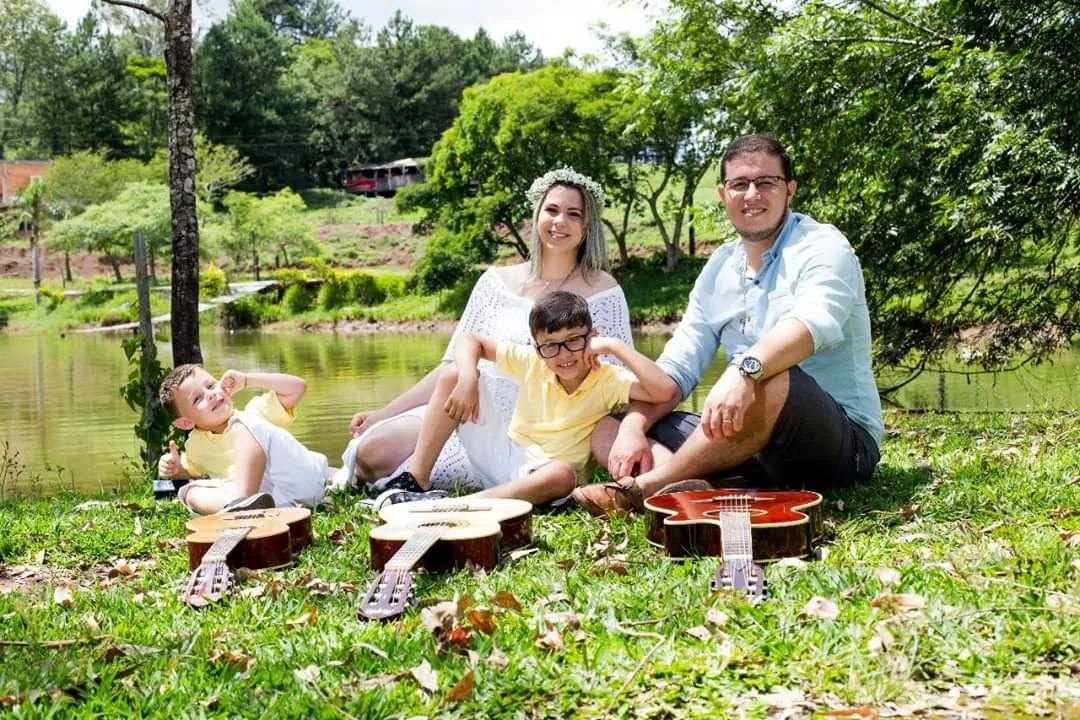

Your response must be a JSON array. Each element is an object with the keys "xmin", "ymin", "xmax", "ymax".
[{"xmin": 535, "ymin": 333, "xmax": 589, "ymax": 358}]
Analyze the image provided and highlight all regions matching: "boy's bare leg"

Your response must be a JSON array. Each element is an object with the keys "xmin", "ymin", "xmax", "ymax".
[
  {"xmin": 407, "ymin": 368, "xmax": 460, "ymax": 489},
  {"xmin": 182, "ymin": 485, "xmax": 243, "ymax": 515},
  {"xmin": 470, "ymin": 461, "xmax": 577, "ymax": 506},
  {"xmin": 352, "ymin": 416, "xmax": 422, "ymax": 484}
]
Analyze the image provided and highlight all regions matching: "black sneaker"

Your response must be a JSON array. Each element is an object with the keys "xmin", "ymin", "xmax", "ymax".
[
  {"xmin": 367, "ymin": 470, "xmax": 425, "ymax": 497},
  {"xmin": 372, "ymin": 488, "xmax": 448, "ymax": 512},
  {"xmin": 220, "ymin": 492, "xmax": 276, "ymax": 513}
]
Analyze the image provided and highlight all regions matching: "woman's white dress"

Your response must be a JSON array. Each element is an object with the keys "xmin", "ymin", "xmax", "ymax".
[{"xmin": 354, "ymin": 267, "xmax": 634, "ymax": 490}]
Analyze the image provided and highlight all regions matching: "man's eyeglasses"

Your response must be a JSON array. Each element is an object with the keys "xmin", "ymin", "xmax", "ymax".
[
  {"xmin": 723, "ymin": 176, "xmax": 787, "ymax": 194},
  {"xmin": 535, "ymin": 333, "xmax": 589, "ymax": 358}
]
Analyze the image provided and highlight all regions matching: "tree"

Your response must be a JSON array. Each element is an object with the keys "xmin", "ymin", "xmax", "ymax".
[
  {"xmin": 405, "ymin": 64, "xmax": 637, "ymax": 280},
  {"xmin": 194, "ymin": 132, "xmax": 254, "ymax": 204},
  {"xmin": 665, "ymin": 0, "xmax": 1079, "ymax": 382},
  {"xmin": 0, "ymin": 0, "xmax": 64, "ymax": 159},
  {"xmin": 221, "ymin": 188, "xmax": 316, "ymax": 278},
  {"xmin": 10, "ymin": 178, "xmax": 50, "ymax": 301},
  {"xmin": 249, "ymin": 0, "xmax": 345, "ymax": 41},
  {"xmin": 101, "ymin": 0, "xmax": 202, "ymax": 366}
]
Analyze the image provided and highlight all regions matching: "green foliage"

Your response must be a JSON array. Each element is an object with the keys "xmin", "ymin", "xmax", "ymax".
[
  {"xmin": 283, "ymin": 283, "xmax": 316, "ymax": 313},
  {"xmin": 35, "ymin": 286, "xmax": 64, "ymax": 311},
  {"xmin": 412, "ymin": 229, "xmax": 482, "ymax": 293},
  {"xmin": 119, "ymin": 334, "xmax": 179, "ymax": 474},
  {"xmin": 316, "ymin": 270, "xmax": 351, "ymax": 309},
  {"xmin": 373, "ymin": 273, "xmax": 407, "ymax": 300},
  {"xmin": 272, "ymin": 267, "xmax": 309, "ymax": 287},
  {"xmin": 200, "ymin": 263, "xmax": 228, "ymax": 300},
  {"xmin": 223, "ymin": 292, "xmax": 280, "ymax": 329}
]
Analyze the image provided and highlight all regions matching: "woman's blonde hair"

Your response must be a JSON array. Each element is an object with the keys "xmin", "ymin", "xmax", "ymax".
[{"xmin": 525, "ymin": 168, "xmax": 608, "ymax": 281}]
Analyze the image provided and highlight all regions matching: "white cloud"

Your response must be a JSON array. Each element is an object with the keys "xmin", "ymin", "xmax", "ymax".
[{"xmin": 44, "ymin": 0, "xmax": 660, "ymax": 58}]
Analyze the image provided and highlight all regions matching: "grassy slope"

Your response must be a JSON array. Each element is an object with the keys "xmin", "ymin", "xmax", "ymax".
[{"xmin": 1, "ymin": 411, "xmax": 1077, "ymax": 717}]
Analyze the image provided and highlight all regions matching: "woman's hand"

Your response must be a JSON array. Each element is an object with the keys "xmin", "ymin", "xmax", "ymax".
[
  {"xmin": 349, "ymin": 408, "xmax": 386, "ymax": 438},
  {"xmin": 700, "ymin": 366, "xmax": 755, "ymax": 441},
  {"xmin": 444, "ymin": 373, "xmax": 480, "ymax": 424},
  {"xmin": 608, "ymin": 423, "xmax": 654, "ymax": 480}
]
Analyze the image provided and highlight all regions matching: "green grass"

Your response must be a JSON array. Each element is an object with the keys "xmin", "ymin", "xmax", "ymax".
[{"xmin": 1, "ymin": 411, "xmax": 1077, "ymax": 717}]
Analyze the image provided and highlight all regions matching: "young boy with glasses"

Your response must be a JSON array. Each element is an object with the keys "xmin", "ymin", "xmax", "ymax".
[{"xmin": 373, "ymin": 291, "xmax": 678, "ymax": 509}]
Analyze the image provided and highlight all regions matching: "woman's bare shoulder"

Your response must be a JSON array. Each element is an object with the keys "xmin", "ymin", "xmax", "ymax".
[{"xmin": 583, "ymin": 270, "xmax": 620, "ymax": 294}]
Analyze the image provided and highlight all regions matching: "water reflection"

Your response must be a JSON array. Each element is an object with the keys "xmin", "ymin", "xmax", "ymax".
[{"xmin": 0, "ymin": 331, "xmax": 1075, "ymax": 496}]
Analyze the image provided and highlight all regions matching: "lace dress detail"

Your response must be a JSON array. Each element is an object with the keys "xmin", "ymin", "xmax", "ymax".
[{"xmin": 383, "ymin": 267, "xmax": 634, "ymax": 490}]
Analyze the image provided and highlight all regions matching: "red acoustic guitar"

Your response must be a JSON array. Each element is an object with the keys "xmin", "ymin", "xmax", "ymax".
[
  {"xmin": 182, "ymin": 507, "xmax": 313, "ymax": 607},
  {"xmin": 359, "ymin": 498, "xmax": 532, "ymax": 621},
  {"xmin": 644, "ymin": 489, "xmax": 822, "ymax": 600}
]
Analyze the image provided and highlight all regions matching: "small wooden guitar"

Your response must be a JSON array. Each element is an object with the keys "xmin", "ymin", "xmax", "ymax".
[
  {"xmin": 360, "ymin": 498, "xmax": 533, "ymax": 621},
  {"xmin": 644, "ymin": 489, "xmax": 823, "ymax": 600},
  {"xmin": 182, "ymin": 507, "xmax": 312, "ymax": 607}
]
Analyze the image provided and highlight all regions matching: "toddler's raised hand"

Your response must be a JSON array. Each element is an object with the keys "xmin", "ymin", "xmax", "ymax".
[
  {"xmin": 158, "ymin": 440, "xmax": 182, "ymax": 478},
  {"xmin": 219, "ymin": 369, "xmax": 247, "ymax": 397}
]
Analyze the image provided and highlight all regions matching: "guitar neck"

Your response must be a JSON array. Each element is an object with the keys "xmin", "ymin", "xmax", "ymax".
[
  {"xmin": 718, "ymin": 496, "xmax": 753, "ymax": 562},
  {"xmin": 202, "ymin": 527, "xmax": 253, "ymax": 564},
  {"xmin": 384, "ymin": 524, "xmax": 454, "ymax": 571}
]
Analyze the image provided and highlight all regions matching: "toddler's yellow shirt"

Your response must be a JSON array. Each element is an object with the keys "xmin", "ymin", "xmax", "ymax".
[
  {"xmin": 495, "ymin": 342, "xmax": 635, "ymax": 477},
  {"xmin": 181, "ymin": 392, "xmax": 295, "ymax": 478}
]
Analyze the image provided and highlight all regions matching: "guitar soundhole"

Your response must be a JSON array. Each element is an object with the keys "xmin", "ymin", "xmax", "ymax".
[{"xmin": 702, "ymin": 508, "xmax": 767, "ymax": 520}]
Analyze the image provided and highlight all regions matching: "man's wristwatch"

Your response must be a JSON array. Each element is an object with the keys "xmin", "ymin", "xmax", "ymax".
[{"xmin": 737, "ymin": 355, "xmax": 765, "ymax": 382}]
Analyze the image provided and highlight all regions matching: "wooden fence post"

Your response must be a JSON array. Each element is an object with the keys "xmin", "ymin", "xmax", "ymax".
[{"xmin": 134, "ymin": 231, "xmax": 161, "ymax": 467}]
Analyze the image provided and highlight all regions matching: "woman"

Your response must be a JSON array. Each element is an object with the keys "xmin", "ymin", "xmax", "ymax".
[{"xmin": 340, "ymin": 168, "xmax": 634, "ymax": 493}]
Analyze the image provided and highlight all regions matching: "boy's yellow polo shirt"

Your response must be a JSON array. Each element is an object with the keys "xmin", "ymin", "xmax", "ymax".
[
  {"xmin": 495, "ymin": 341, "xmax": 635, "ymax": 477},
  {"xmin": 181, "ymin": 391, "xmax": 295, "ymax": 478}
]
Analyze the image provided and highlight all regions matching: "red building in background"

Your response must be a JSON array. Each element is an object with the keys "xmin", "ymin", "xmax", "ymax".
[{"xmin": 1, "ymin": 160, "xmax": 50, "ymax": 206}]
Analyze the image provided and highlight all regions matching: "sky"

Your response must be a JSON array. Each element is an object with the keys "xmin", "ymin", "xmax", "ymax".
[{"xmin": 43, "ymin": 0, "xmax": 662, "ymax": 58}]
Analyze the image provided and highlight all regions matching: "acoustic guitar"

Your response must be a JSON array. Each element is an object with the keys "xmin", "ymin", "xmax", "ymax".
[
  {"xmin": 644, "ymin": 489, "xmax": 823, "ymax": 600},
  {"xmin": 360, "ymin": 498, "xmax": 533, "ymax": 621},
  {"xmin": 182, "ymin": 507, "xmax": 313, "ymax": 607}
]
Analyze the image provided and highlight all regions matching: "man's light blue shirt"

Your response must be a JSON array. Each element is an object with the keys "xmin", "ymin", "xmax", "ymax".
[{"xmin": 656, "ymin": 212, "xmax": 884, "ymax": 449}]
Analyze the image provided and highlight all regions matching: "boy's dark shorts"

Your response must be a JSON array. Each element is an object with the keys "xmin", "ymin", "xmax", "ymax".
[{"xmin": 638, "ymin": 367, "xmax": 879, "ymax": 490}]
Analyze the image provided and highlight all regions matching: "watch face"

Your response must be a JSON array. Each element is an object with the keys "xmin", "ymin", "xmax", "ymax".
[{"xmin": 740, "ymin": 356, "xmax": 763, "ymax": 379}]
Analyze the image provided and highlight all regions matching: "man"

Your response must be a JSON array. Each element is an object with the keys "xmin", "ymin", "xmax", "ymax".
[{"xmin": 573, "ymin": 134, "xmax": 883, "ymax": 516}]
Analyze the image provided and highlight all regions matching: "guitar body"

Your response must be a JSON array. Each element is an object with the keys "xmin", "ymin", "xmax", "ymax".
[
  {"xmin": 375, "ymin": 497, "xmax": 533, "ymax": 563},
  {"xmin": 182, "ymin": 507, "xmax": 314, "ymax": 608},
  {"xmin": 185, "ymin": 507, "xmax": 313, "ymax": 569},
  {"xmin": 644, "ymin": 489, "xmax": 822, "ymax": 561},
  {"xmin": 368, "ymin": 517, "xmax": 503, "ymax": 573},
  {"xmin": 360, "ymin": 498, "xmax": 533, "ymax": 621}
]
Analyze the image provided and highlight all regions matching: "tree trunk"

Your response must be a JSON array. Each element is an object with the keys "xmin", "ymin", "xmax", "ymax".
[
  {"xmin": 64, "ymin": 250, "xmax": 72, "ymax": 283},
  {"xmin": 109, "ymin": 256, "xmax": 123, "ymax": 282},
  {"xmin": 252, "ymin": 242, "xmax": 261, "ymax": 281},
  {"xmin": 164, "ymin": 0, "xmax": 202, "ymax": 366},
  {"xmin": 31, "ymin": 238, "xmax": 41, "ymax": 306}
]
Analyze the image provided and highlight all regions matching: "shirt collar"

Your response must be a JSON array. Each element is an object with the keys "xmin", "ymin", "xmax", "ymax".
[
  {"xmin": 542, "ymin": 362, "xmax": 598, "ymax": 395},
  {"xmin": 734, "ymin": 211, "xmax": 800, "ymax": 275}
]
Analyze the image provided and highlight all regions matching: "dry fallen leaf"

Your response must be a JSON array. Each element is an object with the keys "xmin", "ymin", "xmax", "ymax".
[
  {"xmin": 421, "ymin": 600, "xmax": 462, "ymax": 638},
  {"xmin": 303, "ymin": 578, "xmax": 332, "ymax": 596},
  {"xmin": 285, "ymin": 604, "xmax": 318, "ymax": 629},
  {"xmin": 239, "ymin": 584, "xmax": 266, "ymax": 599},
  {"xmin": 74, "ymin": 501, "xmax": 109, "ymax": 511},
  {"xmin": 349, "ymin": 672, "xmax": 405, "ymax": 691},
  {"xmin": 411, "ymin": 660, "xmax": 438, "ymax": 693},
  {"xmin": 706, "ymin": 608, "xmax": 728, "ymax": 628},
  {"xmin": 108, "ymin": 559, "xmax": 135, "ymax": 577},
  {"xmin": 34, "ymin": 550, "xmax": 45, "ymax": 565},
  {"xmin": 294, "ymin": 665, "xmax": 321, "ymax": 685},
  {"xmin": 208, "ymin": 649, "xmax": 255, "ymax": 672},
  {"xmin": 820, "ymin": 709, "xmax": 879, "ymax": 719},
  {"xmin": 508, "ymin": 547, "xmax": 540, "ymax": 562},
  {"xmin": 874, "ymin": 567, "xmax": 901, "ymax": 586},
  {"xmin": 53, "ymin": 587, "xmax": 74, "ymax": 608},
  {"xmin": 896, "ymin": 533, "xmax": 932, "ymax": 543},
  {"xmin": 685, "ymin": 625, "xmax": 713, "ymax": 642},
  {"xmin": 801, "ymin": 596, "xmax": 839, "ymax": 620},
  {"xmin": 443, "ymin": 670, "xmax": 474, "ymax": 704},
  {"xmin": 356, "ymin": 641, "xmax": 388, "ymax": 659},
  {"xmin": 776, "ymin": 557, "xmax": 807, "ymax": 571},
  {"xmin": 81, "ymin": 614, "xmax": 100, "ymax": 633},
  {"xmin": 467, "ymin": 607, "xmax": 496, "ymax": 636},
  {"xmin": 491, "ymin": 591, "xmax": 522, "ymax": 612},
  {"xmin": 868, "ymin": 623, "xmax": 895, "ymax": 653},
  {"xmin": 870, "ymin": 593, "xmax": 926, "ymax": 616},
  {"xmin": 535, "ymin": 628, "xmax": 565, "ymax": 652},
  {"xmin": 488, "ymin": 646, "xmax": 509, "ymax": 671},
  {"xmin": 327, "ymin": 522, "xmax": 356, "ymax": 543},
  {"xmin": 538, "ymin": 591, "xmax": 570, "ymax": 607},
  {"xmin": 589, "ymin": 555, "xmax": 629, "ymax": 576}
]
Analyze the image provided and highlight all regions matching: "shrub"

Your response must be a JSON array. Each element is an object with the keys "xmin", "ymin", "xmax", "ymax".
[
  {"xmin": 273, "ymin": 268, "xmax": 309, "ymax": 288},
  {"xmin": 318, "ymin": 271, "xmax": 352, "ymax": 309},
  {"xmin": 200, "ymin": 263, "xmax": 228, "ymax": 300},
  {"xmin": 223, "ymin": 293, "xmax": 279, "ymax": 329},
  {"xmin": 374, "ymin": 274, "xmax": 407, "ymax": 300},
  {"xmin": 83, "ymin": 279, "xmax": 117, "ymax": 306},
  {"xmin": 36, "ymin": 287, "xmax": 65, "ymax": 311},
  {"xmin": 349, "ymin": 272, "xmax": 385, "ymax": 306},
  {"xmin": 413, "ymin": 229, "xmax": 479, "ymax": 293},
  {"xmin": 283, "ymin": 284, "xmax": 315, "ymax": 314}
]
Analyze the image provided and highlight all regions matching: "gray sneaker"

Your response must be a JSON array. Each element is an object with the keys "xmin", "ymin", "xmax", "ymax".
[
  {"xmin": 220, "ymin": 492, "xmax": 276, "ymax": 513},
  {"xmin": 372, "ymin": 487, "xmax": 448, "ymax": 512}
]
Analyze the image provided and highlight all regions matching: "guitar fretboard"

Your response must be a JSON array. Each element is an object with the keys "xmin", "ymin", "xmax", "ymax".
[
  {"xmin": 718, "ymin": 495, "xmax": 753, "ymax": 562},
  {"xmin": 385, "ymin": 523, "xmax": 454, "ymax": 571},
  {"xmin": 202, "ymin": 527, "xmax": 253, "ymax": 564}
]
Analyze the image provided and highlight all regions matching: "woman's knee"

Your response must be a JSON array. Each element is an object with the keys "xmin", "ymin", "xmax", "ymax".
[
  {"xmin": 353, "ymin": 421, "xmax": 418, "ymax": 480},
  {"xmin": 436, "ymin": 362, "xmax": 459, "ymax": 390}
]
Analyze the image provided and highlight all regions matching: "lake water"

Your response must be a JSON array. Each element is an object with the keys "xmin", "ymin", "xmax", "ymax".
[{"xmin": 1, "ymin": 331, "xmax": 1076, "ymax": 497}]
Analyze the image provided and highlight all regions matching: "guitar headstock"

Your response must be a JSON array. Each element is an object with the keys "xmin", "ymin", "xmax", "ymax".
[
  {"xmin": 358, "ymin": 569, "xmax": 414, "ymax": 621},
  {"xmin": 183, "ymin": 560, "xmax": 234, "ymax": 608},
  {"xmin": 712, "ymin": 559, "xmax": 767, "ymax": 603}
]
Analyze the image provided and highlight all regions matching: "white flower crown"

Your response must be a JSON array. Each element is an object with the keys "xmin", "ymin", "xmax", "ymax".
[{"xmin": 525, "ymin": 167, "xmax": 605, "ymax": 211}]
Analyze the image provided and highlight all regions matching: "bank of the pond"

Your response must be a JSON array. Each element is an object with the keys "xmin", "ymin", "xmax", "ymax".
[
  {"xmin": 1, "ymin": 412, "xmax": 1078, "ymax": 718},
  {"xmin": 260, "ymin": 317, "xmax": 682, "ymax": 336}
]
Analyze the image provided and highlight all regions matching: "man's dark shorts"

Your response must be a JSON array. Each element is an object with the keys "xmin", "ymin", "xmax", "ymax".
[{"xmin": 642, "ymin": 367, "xmax": 879, "ymax": 490}]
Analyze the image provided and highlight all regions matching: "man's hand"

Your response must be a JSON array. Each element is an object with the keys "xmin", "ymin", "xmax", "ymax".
[
  {"xmin": 349, "ymin": 409, "xmax": 385, "ymax": 438},
  {"xmin": 158, "ymin": 440, "xmax": 182, "ymax": 478},
  {"xmin": 219, "ymin": 369, "xmax": 247, "ymax": 397},
  {"xmin": 700, "ymin": 366, "xmax": 756, "ymax": 441},
  {"xmin": 608, "ymin": 423, "xmax": 653, "ymax": 480},
  {"xmin": 444, "ymin": 372, "xmax": 480, "ymax": 424}
]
